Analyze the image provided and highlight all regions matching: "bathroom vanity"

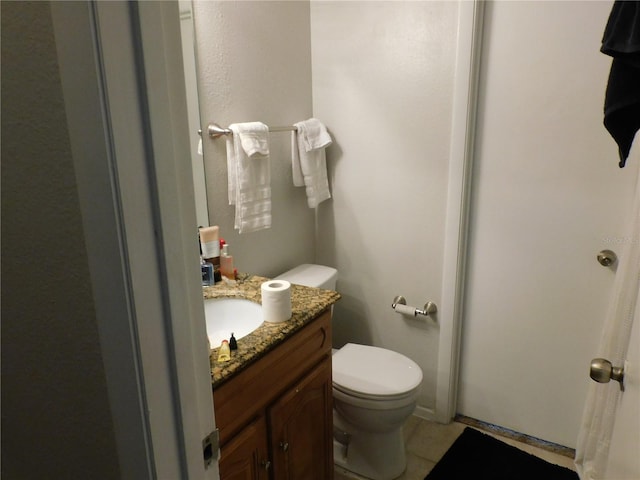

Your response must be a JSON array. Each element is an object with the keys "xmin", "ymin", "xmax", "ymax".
[{"xmin": 205, "ymin": 276, "xmax": 340, "ymax": 480}]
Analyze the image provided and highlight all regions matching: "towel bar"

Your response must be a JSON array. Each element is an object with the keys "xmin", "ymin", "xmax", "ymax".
[{"xmin": 207, "ymin": 122, "xmax": 298, "ymax": 139}]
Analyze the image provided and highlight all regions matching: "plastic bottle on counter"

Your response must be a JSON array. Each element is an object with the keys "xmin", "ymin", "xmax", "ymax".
[
  {"xmin": 217, "ymin": 340, "xmax": 231, "ymax": 362},
  {"xmin": 201, "ymin": 257, "xmax": 213, "ymax": 286},
  {"xmin": 199, "ymin": 226, "xmax": 221, "ymax": 282},
  {"xmin": 220, "ymin": 243, "xmax": 235, "ymax": 280}
]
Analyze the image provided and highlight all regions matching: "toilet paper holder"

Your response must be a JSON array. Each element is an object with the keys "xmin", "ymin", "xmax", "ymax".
[{"xmin": 392, "ymin": 296, "xmax": 437, "ymax": 317}]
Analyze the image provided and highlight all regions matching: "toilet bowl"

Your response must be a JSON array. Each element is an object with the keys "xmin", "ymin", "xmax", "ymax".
[
  {"xmin": 275, "ymin": 264, "xmax": 423, "ymax": 480},
  {"xmin": 332, "ymin": 343, "xmax": 422, "ymax": 479}
]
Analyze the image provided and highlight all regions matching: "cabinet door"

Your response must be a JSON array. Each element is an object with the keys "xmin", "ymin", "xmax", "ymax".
[
  {"xmin": 269, "ymin": 356, "xmax": 333, "ymax": 480},
  {"xmin": 219, "ymin": 416, "xmax": 270, "ymax": 480}
]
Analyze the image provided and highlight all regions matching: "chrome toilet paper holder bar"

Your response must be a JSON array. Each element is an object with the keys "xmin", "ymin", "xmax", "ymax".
[{"xmin": 392, "ymin": 296, "xmax": 437, "ymax": 317}]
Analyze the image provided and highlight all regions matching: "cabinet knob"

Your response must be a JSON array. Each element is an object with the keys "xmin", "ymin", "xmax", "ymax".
[
  {"xmin": 261, "ymin": 460, "xmax": 271, "ymax": 470},
  {"xmin": 279, "ymin": 441, "xmax": 289, "ymax": 452}
]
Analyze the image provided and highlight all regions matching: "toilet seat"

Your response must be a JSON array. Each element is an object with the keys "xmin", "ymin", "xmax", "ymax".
[
  {"xmin": 332, "ymin": 383, "xmax": 417, "ymax": 402},
  {"xmin": 332, "ymin": 343, "xmax": 422, "ymax": 400}
]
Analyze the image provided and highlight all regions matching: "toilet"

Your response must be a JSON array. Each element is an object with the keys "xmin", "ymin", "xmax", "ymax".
[{"xmin": 275, "ymin": 264, "xmax": 423, "ymax": 480}]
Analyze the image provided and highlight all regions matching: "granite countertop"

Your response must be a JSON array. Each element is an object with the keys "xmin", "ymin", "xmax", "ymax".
[{"xmin": 205, "ymin": 274, "xmax": 341, "ymax": 388}]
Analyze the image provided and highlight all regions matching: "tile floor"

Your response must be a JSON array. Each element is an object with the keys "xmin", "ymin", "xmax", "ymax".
[{"xmin": 334, "ymin": 416, "xmax": 577, "ymax": 480}]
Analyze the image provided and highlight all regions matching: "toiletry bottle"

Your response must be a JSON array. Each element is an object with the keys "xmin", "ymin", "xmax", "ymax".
[
  {"xmin": 229, "ymin": 332, "xmax": 238, "ymax": 350},
  {"xmin": 199, "ymin": 226, "xmax": 221, "ymax": 282},
  {"xmin": 220, "ymin": 243, "xmax": 235, "ymax": 279},
  {"xmin": 201, "ymin": 256, "xmax": 213, "ymax": 286},
  {"xmin": 217, "ymin": 340, "xmax": 231, "ymax": 362}
]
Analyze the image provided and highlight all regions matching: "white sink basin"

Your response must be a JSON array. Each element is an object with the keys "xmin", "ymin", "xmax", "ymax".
[{"xmin": 204, "ymin": 298, "xmax": 263, "ymax": 348}]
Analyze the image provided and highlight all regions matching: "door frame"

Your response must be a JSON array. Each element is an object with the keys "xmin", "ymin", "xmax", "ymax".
[
  {"xmin": 434, "ymin": 0, "xmax": 484, "ymax": 423},
  {"xmin": 54, "ymin": 0, "xmax": 481, "ymax": 469},
  {"xmin": 51, "ymin": 1, "xmax": 218, "ymax": 478}
]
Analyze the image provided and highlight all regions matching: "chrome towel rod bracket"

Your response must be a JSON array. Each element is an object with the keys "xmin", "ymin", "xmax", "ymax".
[
  {"xmin": 207, "ymin": 122, "xmax": 298, "ymax": 139},
  {"xmin": 207, "ymin": 123, "xmax": 231, "ymax": 139}
]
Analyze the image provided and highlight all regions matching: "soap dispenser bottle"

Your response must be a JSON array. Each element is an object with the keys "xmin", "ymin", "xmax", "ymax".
[{"xmin": 220, "ymin": 243, "xmax": 235, "ymax": 279}]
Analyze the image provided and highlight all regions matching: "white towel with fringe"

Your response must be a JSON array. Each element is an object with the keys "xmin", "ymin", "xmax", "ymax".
[
  {"xmin": 227, "ymin": 122, "xmax": 271, "ymax": 233},
  {"xmin": 292, "ymin": 118, "xmax": 332, "ymax": 208}
]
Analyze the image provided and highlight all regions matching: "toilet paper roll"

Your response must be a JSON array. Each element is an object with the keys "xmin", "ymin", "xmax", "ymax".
[
  {"xmin": 394, "ymin": 303, "xmax": 417, "ymax": 316},
  {"xmin": 261, "ymin": 280, "xmax": 292, "ymax": 323}
]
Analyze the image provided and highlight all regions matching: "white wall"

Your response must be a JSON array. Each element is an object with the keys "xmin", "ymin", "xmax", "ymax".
[
  {"xmin": 193, "ymin": 1, "xmax": 316, "ymax": 278},
  {"xmin": 193, "ymin": 1, "xmax": 460, "ymax": 412},
  {"xmin": 192, "ymin": 2, "xmax": 637, "ymax": 438},
  {"xmin": 310, "ymin": 1, "xmax": 460, "ymax": 411}
]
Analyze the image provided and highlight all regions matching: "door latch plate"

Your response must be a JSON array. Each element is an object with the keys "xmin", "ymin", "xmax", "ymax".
[{"xmin": 202, "ymin": 429, "xmax": 219, "ymax": 469}]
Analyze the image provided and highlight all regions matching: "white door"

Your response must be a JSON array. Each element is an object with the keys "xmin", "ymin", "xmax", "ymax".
[
  {"xmin": 458, "ymin": 0, "xmax": 639, "ymax": 448},
  {"xmin": 603, "ymin": 299, "xmax": 640, "ymax": 479}
]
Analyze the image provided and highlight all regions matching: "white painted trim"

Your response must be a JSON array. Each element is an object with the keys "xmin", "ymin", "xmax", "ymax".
[
  {"xmin": 414, "ymin": 405, "xmax": 438, "ymax": 423},
  {"xmin": 52, "ymin": 1, "xmax": 218, "ymax": 478},
  {"xmin": 135, "ymin": 2, "xmax": 218, "ymax": 478},
  {"xmin": 50, "ymin": 3, "xmax": 157, "ymax": 477},
  {"xmin": 436, "ymin": 0, "xmax": 485, "ymax": 423},
  {"xmin": 178, "ymin": 5, "xmax": 210, "ymax": 228}
]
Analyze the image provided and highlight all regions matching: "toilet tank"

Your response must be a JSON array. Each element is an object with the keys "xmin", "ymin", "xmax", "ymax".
[{"xmin": 274, "ymin": 264, "xmax": 338, "ymax": 291}]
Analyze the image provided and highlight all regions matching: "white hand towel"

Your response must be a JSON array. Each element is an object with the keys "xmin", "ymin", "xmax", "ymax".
[
  {"xmin": 226, "ymin": 122, "xmax": 269, "ymax": 205},
  {"xmin": 292, "ymin": 119, "xmax": 332, "ymax": 208},
  {"xmin": 297, "ymin": 118, "xmax": 332, "ymax": 152},
  {"xmin": 291, "ymin": 131, "xmax": 305, "ymax": 187},
  {"xmin": 226, "ymin": 134, "xmax": 237, "ymax": 205},
  {"xmin": 236, "ymin": 121, "xmax": 270, "ymax": 157},
  {"xmin": 228, "ymin": 123, "xmax": 271, "ymax": 233}
]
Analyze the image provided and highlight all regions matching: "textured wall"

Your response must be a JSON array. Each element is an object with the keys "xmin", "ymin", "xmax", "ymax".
[
  {"xmin": 192, "ymin": 0, "xmax": 460, "ymax": 412},
  {"xmin": 310, "ymin": 1, "xmax": 460, "ymax": 411},
  {"xmin": 1, "ymin": 2, "xmax": 120, "ymax": 477},
  {"xmin": 192, "ymin": 0, "xmax": 316, "ymax": 278}
]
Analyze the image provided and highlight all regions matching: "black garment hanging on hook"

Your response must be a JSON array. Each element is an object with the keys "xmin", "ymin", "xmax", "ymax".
[{"xmin": 601, "ymin": 1, "xmax": 640, "ymax": 168}]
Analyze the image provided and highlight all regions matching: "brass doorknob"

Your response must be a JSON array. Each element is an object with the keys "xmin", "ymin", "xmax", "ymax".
[{"xmin": 590, "ymin": 358, "xmax": 624, "ymax": 391}]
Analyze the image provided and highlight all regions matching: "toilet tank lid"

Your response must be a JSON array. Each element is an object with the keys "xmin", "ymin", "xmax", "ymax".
[
  {"xmin": 274, "ymin": 264, "xmax": 337, "ymax": 290},
  {"xmin": 332, "ymin": 343, "xmax": 423, "ymax": 396}
]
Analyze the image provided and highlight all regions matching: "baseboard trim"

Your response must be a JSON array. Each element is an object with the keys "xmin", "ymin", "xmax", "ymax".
[
  {"xmin": 455, "ymin": 414, "xmax": 576, "ymax": 458},
  {"xmin": 412, "ymin": 405, "xmax": 438, "ymax": 422}
]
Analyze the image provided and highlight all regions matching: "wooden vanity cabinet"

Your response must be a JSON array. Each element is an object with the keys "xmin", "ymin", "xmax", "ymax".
[
  {"xmin": 218, "ymin": 416, "xmax": 270, "ymax": 480},
  {"xmin": 214, "ymin": 310, "xmax": 333, "ymax": 480},
  {"xmin": 269, "ymin": 357, "xmax": 333, "ymax": 479}
]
